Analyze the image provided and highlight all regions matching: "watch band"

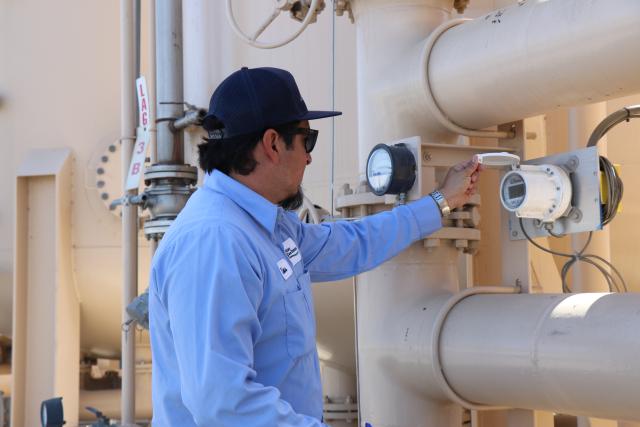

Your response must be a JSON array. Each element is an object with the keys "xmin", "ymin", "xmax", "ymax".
[{"xmin": 430, "ymin": 190, "xmax": 451, "ymax": 217}]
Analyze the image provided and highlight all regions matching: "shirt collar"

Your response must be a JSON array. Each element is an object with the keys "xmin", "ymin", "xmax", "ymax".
[{"xmin": 204, "ymin": 170, "xmax": 279, "ymax": 234}]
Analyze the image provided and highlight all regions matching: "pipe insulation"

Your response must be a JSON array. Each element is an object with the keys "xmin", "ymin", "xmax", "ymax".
[
  {"xmin": 439, "ymin": 292, "xmax": 640, "ymax": 422},
  {"xmin": 429, "ymin": 0, "xmax": 640, "ymax": 133}
]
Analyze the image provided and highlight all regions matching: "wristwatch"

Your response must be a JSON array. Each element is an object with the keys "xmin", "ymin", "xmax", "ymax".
[{"xmin": 429, "ymin": 190, "xmax": 451, "ymax": 217}]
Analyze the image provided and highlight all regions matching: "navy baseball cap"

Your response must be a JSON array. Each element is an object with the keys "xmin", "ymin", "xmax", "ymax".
[{"xmin": 202, "ymin": 67, "xmax": 341, "ymax": 138}]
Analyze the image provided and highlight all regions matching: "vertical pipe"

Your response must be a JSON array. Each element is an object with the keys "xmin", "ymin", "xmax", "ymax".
[
  {"xmin": 156, "ymin": 0, "xmax": 184, "ymax": 165},
  {"xmin": 568, "ymin": 103, "xmax": 611, "ymax": 293},
  {"xmin": 120, "ymin": 0, "xmax": 138, "ymax": 424},
  {"xmin": 350, "ymin": 2, "xmax": 461, "ymax": 426},
  {"xmin": 352, "ymin": 0, "xmax": 455, "ymax": 177},
  {"xmin": 568, "ymin": 103, "xmax": 614, "ymax": 427},
  {"xmin": 148, "ymin": 0, "xmax": 158, "ymax": 254}
]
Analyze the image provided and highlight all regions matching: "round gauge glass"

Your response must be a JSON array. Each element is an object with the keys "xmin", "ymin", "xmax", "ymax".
[
  {"xmin": 367, "ymin": 147, "xmax": 393, "ymax": 195},
  {"xmin": 501, "ymin": 173, "xmax": 526, "ymax": 210}
]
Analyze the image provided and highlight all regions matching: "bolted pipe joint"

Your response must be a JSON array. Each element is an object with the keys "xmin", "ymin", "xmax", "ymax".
[{"xmin": 142, "ymin": 164, "xmax": 197, "ymax": 240}]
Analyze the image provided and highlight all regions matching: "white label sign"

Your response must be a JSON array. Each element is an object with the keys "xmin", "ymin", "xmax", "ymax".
[
  {"xmin": 282, "ymin": 238, "xmax": 302, "ymax": 266},
  {"xmin": 277, "ymin": 259, "xmax": 293, "ymax": 280},
  {"xmin": 126, "ymin": 76, "xmax": 151, "ymax": 190}
]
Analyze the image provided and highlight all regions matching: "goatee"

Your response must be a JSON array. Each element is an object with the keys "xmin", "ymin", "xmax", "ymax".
[{"xmin": 279, "ymin": 187, "xmax": 304, "ymax": 211}]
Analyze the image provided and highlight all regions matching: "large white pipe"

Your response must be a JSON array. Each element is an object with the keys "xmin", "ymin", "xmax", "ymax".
[
  {"xmin": 439, "ymin": 292, "xmax": 640, "ymax": 422},
  {"xmin": 351, "ymin": 0, "xmax": 455, "ymax": 174},
  {"xmin": 429, "ymin": 0, "xmax": 640, "ymax": 134},
  {"xmin": 119, "ymin": 0, "xmax": 138, "ymax": 424}
]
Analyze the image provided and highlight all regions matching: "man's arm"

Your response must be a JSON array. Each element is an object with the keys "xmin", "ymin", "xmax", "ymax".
[
  {"xmin": 295, "ymin": 156, "xmax": 482, "ymax": 282},
  {"xmin": 154, "ymin": 224, "xmax": 326, "ymax": 426}
]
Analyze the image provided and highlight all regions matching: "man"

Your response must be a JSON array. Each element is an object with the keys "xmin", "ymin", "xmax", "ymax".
[{"xmin": 149, "ymin": 66, "xmax": 481, "ymax": 426}]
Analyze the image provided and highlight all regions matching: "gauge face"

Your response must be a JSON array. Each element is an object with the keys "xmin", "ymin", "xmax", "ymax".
[
  {"xmin": 501, "ymin": 173, "xmax": 526, "ymax": 210},
  {"xmin": 367, "ymin": 147, "xmax": 393, "ymax": 195}
]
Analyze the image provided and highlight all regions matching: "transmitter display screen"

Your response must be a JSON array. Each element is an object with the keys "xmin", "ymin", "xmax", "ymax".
[
  {"xmin": 501, "ymin": 173, "xmax": 526, "ymax": 209},
  {"xmin": 508, "ymin": 183, "xmax": 525, "ymax": 199}
]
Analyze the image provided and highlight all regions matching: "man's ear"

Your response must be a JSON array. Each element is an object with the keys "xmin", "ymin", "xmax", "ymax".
[{"xmin": 260, "ymin": 129, "xmax": 281, "ymax": 164}]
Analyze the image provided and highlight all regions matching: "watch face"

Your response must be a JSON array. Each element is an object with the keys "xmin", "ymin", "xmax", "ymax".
[
  {"xmin": 367, "ymin": 147, "xmax": 393, "ymax": 195},
  {"xmin": 501, "ymin": 173, "xmax": 526, "ymax": 210}
]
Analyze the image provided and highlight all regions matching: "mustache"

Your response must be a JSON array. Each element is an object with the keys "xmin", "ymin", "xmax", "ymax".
[{"xmin": 279, "ymin": 187, "xmax": 304, "ymax": 211}]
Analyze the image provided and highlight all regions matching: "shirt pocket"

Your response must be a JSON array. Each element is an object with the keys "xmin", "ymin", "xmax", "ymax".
[{"xmin": 283, "ymin": 286, "xmax": 315, "ymax": 359}]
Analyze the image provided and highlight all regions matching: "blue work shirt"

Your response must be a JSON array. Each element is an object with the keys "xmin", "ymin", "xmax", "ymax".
[{"xmin": 149, "ymin": 170, "xmax": 442, "ymax": 426}]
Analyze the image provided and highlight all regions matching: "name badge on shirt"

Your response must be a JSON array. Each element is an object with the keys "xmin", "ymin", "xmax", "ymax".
[
  {"xmin": 277, "ymin": 258, "xmax": 293, "ymax": 280},
  {"xmin": 282, "ymin": 238, "xmax": 302, "ymax": 266}
]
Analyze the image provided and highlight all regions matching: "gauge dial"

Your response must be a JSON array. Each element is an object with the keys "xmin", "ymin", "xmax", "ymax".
[
  {"xmin": 366, "ymin": 143, "xmax": 416, "ymax": 196},
  {"xmin": 367, "ymin": 147, "xmax": 393, "ymax": 195}
]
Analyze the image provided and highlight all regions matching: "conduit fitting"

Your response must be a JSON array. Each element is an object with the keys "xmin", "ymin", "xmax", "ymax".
[
  {"xmin": 172, "ymin": 108, "xmax": 207, "ymax": 131},
  {"xmin": 430, "ymin": 285, "xmax": 521, "ymax": 410},
  {"xmin": 157, "ymin": 102, "xmax": 207, "ymax": 132},
  {"xmin": 587, "ymin": 104, "xmax": 640, "ymax": 147},
  {"xmin": 420, "ymin": 19, "xmax": 516, "ymax": 140}
]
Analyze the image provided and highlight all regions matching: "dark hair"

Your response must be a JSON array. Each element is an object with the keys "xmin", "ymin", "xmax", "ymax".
[{"xmin": 198, "ymin": 121, "xmax": 300, "ymax": 175}]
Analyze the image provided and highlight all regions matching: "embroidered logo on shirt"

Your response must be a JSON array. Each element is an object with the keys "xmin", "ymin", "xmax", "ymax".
[
  {"xmin": 277, "ymin": 258, "xmax": 293, "ymax": 280},
  {"xmin": 282, "ymin": 238, "xmax": 302, "ymax": 266}
]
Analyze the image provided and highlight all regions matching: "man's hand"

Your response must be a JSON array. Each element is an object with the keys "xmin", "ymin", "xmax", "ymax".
[{"xmin": 439, "ymin": 156, "xmax": 483, "ymax": 210}]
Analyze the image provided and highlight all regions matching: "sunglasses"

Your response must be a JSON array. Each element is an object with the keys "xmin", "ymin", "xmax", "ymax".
[{"xmin": 281, "ymin": 128, "xmax": 319, "ymax": 153}]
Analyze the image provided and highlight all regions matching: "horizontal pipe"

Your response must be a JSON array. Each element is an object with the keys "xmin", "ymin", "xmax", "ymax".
[
  {"xmin": 429, "ymin": 0, "xmax": 640, "ymax": 132},
  {"xmin": 440, "ymin": 292, "xmax": 640, "ymax": 422}
]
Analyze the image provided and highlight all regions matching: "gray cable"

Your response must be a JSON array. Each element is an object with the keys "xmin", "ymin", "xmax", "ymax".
[
  {"xmin": 519, "ymin": 218, "xmax": 626, "ymax": 293},
  {"xmin": 587, "ymin": 105, "xmax": 640, "ymax": 147}
]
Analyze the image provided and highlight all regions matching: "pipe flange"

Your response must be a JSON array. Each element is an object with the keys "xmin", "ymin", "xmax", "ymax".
[
  {"xmin": 145, "ymin": 184, "xmax": 194, "ymax": 197},
  {"xmin": 144, "ymin": 185, "xmax": 195, "ymax": 220},
  {"xmin": 143, "ymin": 218, "xmax": 175, "ymax": 240},
  {"xmin": 144, "ymin": 164, "xmax": 198, "ymax": 185}
]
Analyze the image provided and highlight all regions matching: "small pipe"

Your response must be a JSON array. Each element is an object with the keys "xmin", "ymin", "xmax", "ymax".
[{"xmin": 120, "ymin": 0, "xmax": 138, "ymax": 424}]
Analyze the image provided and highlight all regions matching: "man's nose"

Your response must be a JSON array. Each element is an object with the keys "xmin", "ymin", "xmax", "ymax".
[{"xmin": 306, "ymin": 153, "xmax": 312, "ymax": 165}]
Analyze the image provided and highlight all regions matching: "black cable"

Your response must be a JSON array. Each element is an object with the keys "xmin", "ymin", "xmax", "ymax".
[
  {"xmin": 518, "ymin": 218, "xmax": 626, "ymax": 293},
  {"xmin": 599, "ymin": 156, "xmax": 624, "ymax": 226},
  {"xmin": 586, "ymin": 106, "xmax": 634, "ymax": 226}
]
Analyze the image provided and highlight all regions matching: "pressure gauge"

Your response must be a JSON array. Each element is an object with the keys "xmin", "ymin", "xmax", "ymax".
[
  {"xmin": 366, "ymin": 143, "xmax": 416, "ymax": 196},
  {"xmin": 500, "ymin": 164, "xmax": 572, "ymax": 222}
]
